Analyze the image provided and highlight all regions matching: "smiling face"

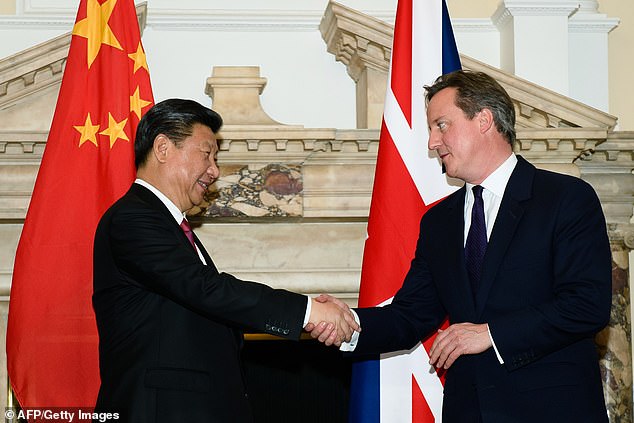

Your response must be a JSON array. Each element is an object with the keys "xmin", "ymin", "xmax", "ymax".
[{"xmin": 165, "ymin": 123, "xmax": 219, "ymax": 212}]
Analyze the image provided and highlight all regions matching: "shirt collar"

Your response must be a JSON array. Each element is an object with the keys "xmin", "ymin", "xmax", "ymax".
[
  {"xmin": 465, "ymin": 153, "xmax": 517, "ymax": 198},
  {"xmin": 135, "ymin": 178, "xmax": 186, "ymax": 224}
]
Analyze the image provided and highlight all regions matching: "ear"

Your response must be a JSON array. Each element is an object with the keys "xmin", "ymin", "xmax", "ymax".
[
  {"xmin": 153, "ymin": 134, "xmax": 170, "ymax": 163},
  {"xmin": 478, "ymin": 108, "xmax": 495, "ymax": 134}
]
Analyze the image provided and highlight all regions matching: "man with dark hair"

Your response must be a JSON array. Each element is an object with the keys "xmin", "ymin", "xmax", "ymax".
[
  {"xmin": 312, "ymin": 70, "xmax": 611, "ymax": 422},
  {"xmin": 93, "ymin": 98, "xmax": 358, "ymax": 422}
]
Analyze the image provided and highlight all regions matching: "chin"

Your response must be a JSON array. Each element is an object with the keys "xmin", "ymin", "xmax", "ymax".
[{"xmin": 443, "ymin": 166, "xmax": 456, "ymax": 179}]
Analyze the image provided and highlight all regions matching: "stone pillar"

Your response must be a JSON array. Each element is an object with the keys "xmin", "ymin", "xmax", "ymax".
[
  {"xmin": 319, "ymin": 1, "xmax": 391, "ymax": 129},
  {"xmin": 568, "ymin": 0, "xmax": 619, "ymax": 111},
  {"xmin": 205, "ymin": 66, "xmax": 288, "ymax": 127},
  {"xmin": 577, "ymin": 132, "xmax": 634, "ymax": 422},
  {"xmin": 493, "ymin": 0, "xmax": 578, "ymax": 95}
]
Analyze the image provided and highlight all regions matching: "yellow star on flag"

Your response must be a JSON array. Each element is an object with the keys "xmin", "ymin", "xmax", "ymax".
[
  {"xmin": 73, "ymin": 113, "xmax": 101, "ymax": 147},
  {"xmin": 130, "ymin": 86, "xmax": 153, "ymax": 119},
  {"xmin": 99, "ymin": 113, "xmax": 129, "ymax": 148},
  {"xmin": 72, "ymin": 0, "xmax": 123, "ymax": 68},
  {"xmin": 128, "ymin": 42, "xmax": 149, "ymax": 74}
]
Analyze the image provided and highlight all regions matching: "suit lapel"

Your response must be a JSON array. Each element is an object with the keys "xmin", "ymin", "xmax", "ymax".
[
  {"xmin": 130, "ymin": 184, "xmax": 214, "ymax": 265},
  {"xmin": 474, "ymin": 156, "xmax": 534, "ymax": 316}
]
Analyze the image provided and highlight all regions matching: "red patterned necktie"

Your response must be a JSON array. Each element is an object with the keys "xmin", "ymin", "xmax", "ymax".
[{"xmin": 180, "ymin": 219, "xmax": 196, "ymax": 249}]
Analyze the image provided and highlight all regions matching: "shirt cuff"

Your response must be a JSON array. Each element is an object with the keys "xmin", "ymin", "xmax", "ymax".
[
  {"xmin": 488, "ymin": 324, "xmax": 504, "ymax": 364},
  {"xmin": 339, "ymin": 309, "xmax": 360, "ymax": 352},
  {"xmin": 302, "ymin": 295, "xmax": 312, "ymax": 328}
]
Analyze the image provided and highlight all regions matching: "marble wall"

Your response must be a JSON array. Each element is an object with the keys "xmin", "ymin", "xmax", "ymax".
[{"xmin": 598, "ymin": 249, "xmax": 632, "ymax": 421}]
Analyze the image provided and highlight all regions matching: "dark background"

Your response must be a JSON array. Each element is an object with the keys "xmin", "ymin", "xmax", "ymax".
[{"xmin": 242, "ymin": 339, "xmax": 352, "ymax": 423}]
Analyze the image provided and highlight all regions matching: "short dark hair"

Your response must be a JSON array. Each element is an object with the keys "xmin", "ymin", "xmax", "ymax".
[
  {"xmin": 425, "ymin": 70, "xmax": 516, "ymax": 145},
  {"xmin": 134, "ymin": 98, "xmax": 223, "ymax": 169}
]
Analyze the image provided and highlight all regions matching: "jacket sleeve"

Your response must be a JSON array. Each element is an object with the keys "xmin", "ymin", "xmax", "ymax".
[
  {"xmin": 105, "ymin": 205, "xmax": 308, "ymax": 340},
  {"xmin": 352, "ymin": 215, "xmax": 447, "ymax": 355}
]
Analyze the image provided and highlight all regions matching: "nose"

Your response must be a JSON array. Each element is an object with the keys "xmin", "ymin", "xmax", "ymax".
[
  {"xmin": 207, "ymin": 160, "xmax": 220, "ymax": 180},
  {"xmin": 428, "ymin": 128, "xmax": 441, "ymax": 151}
]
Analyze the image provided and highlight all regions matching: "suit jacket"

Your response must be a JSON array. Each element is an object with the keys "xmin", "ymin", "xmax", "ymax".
[
  {"xmin": 93, "ymin": 183, "xmax": 308, "ymax": 423},
  {"xmin": 353, "ymin": 156, "xmax": 611, "ymax": 423}
]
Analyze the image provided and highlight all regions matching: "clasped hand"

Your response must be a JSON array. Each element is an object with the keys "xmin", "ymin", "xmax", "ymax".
[{"xmin": 304, "ymin": 294, "xmax": 360, "ymax": 347}]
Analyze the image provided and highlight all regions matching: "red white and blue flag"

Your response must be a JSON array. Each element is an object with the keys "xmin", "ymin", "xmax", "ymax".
[{"xmin": 349, "ymin": 1, "xmax": 461, "ymax": 421}]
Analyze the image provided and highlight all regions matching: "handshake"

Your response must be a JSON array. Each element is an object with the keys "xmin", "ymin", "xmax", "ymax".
[{"xmin": 304, "ymin": 294, "xmax": 361, "ymax": 347}]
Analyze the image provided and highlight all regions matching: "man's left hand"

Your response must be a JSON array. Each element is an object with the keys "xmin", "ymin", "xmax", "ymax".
[{"xmin": 428, "ymin": 322, "xmax": 492, "ymax": 369}]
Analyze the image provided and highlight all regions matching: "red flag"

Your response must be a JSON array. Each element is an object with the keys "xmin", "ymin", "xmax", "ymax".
[
  {"xmin": 349, "ymin": 0, "xmax": 461, "ymax": 421},
  {"xmin": 7, "ymin": 0, "xmax": 153, "ymax": 410}
]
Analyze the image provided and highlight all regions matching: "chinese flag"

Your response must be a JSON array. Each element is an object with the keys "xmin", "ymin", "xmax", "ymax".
[
  {"xmin": 7, "ymin": 0, "xmax": 154, "ymax": 410},
  {"xmin": 349, "ymin": 1, "xmax": 460, "ymax": 422}
]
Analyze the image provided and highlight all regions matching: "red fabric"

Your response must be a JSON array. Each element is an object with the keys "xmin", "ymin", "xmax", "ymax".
[
  {"xmin": 391, "ymin": 0, "xmax": 413, "ymax": 128},
  {"xmin": 180, "ymin": 220, "xmax": 196, "ymax": 249},
  {"xmin": 412, "ymin": 375, "xmax": 434, "ymax": 422},
  {"xmin": 358, "ymin": 123, "xmax": 432, "ymax": 307},
  {"xmin": 7, "ymin": 0, "xmax": 154, "ymax": 410}
]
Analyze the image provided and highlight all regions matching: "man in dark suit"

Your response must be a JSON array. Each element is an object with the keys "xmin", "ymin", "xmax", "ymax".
[
  {"xmin": 92, "ymin": 98, "xmax": 358, "ymax": 422},
  {"xmin": 311, "ymin": 71, "xmax": 611, "ymax": 422}
]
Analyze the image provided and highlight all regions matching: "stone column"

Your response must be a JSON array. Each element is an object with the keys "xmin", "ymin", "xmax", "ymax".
[
  {"xmin": 320, "ymin": 1, "xmax": 391, "ymax": 129},
  {"xmin": 568, "ymin": 1, "xmax": 619, "ymax": 111},
  {"xmin": 493, "ymin": 0, "xmax": 579, "ymax": 95},
  {"xmin": 577, "ymin": 132, "xmax": 634, "ymax": 422},
  {"xmin": 205, "ymin": 66, "xmax": 286, "ymax": 127}
]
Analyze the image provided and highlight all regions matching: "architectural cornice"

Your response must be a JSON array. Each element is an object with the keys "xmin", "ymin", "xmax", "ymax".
[
  {"xmin": 568, "ymin": 15, "xmax": 620, "ymax": 34},
  {"xmin": 586, "ymin": 131, "xmax": 634, "ymax": 165},
  {"xmin": 491, "ymin": 0, "xmax": 619, "ymax": 35},
  {"xmin": 320, "ymin": 1, "xmax": 392, "ymax": 80},
  {"xmin": 0, "ymin": 15, "xmax": 73, "ymax": 29},
  {"xmin": 576, "ymin": 132, "xmax": 634, "ymax": 231},
  {"xmin": 216, "ymin": 127, "xmax": 378, "ymax": 161},
  {"xmin": 0, "ymin": 33, "xmax": 68, "ymax": 106},
  {"xmin": 451, "ymin": 18, "xmax": 497, "ymax": 33},
  {"xmin": 147, "ymin": 9, "xmax": 323, "ymax": 32},
  {"xmin": 0, "ymin": 131, "xmax": 47, "ymax": 161},
  {"xmin": 493, "ymin": 1, "xmax": 579, "ymax": 27},
  {"xmin": 0, "ymin": 2, "xmax": 148, "ymax": 33}
]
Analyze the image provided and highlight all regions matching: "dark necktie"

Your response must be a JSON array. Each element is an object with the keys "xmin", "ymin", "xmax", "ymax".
[
  {"xmin": 180, "ymin": 219, "xmax": 196, "ymax": 249},
  {"xmin": 465, "ymin": 185, "xmax": 487, "ymax": 297}
]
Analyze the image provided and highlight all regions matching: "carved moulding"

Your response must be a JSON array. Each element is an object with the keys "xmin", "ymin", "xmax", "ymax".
[
  {"xmin": 576, "ymin": 131, "xmax": 634, "ymax": 241},
  {"xmin": 0, "ymin": 34, "xmax": 67, "ymax": 107},
  {"xmin": 0, "ymin": 131, "xmax": 46, "ymax": 219}
]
